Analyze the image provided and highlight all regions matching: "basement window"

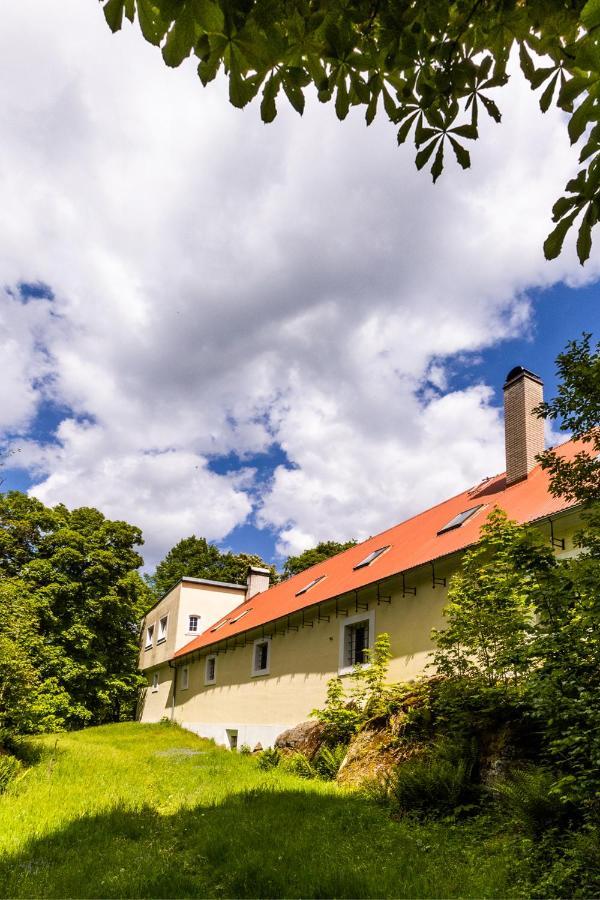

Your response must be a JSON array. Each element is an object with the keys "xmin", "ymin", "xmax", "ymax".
[
  {"xmin": 437, "ymin": 505, "xmax": 483, "ymax": 535},
  {"xmin": 180, "ymin": 666, "xmax": 189, "ymax": 690},
  {"xmin": 188, "ymin": 615, "xmax": 199, "ymax": 633},
  {"xmin": 295, "ymin": 575, "xmax": 326, "ymax": 596},
  {"xmin": 157, "ymin": 615, "xmax": 168, "ymax": 643},
  {"xmin": 151, "ymin": 671, "xmax": 159, "ymax": 692},
  {"xmin": 251, "ymin": 637, "xmax": 271, "ymax": 676},
  {"xmin": 353, "ymin": 545, "xmax": 390, "ymax": 570},
  {"xmin": 205, "ymin": 654, "xmax": 217, "ymax": 685},
  {"xmin": 145, "ymin": 624, "xmax": 154, "ymax": 649}
]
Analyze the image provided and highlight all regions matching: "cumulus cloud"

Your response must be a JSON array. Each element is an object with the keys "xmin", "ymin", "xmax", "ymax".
[{"xmin": 0, "ymin": 1, "xmax": 594, "ymax": 564}]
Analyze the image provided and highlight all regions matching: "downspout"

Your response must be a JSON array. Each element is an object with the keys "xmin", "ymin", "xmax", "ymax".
[{"xmin": 168, "ymin": 660, "xmax": 177, "ymax": 722}]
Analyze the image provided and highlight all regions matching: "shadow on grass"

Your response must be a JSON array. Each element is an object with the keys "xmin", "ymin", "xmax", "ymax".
[{"xmin": 0, "ymin": 785, "xmax": 519, "ymax": 900}]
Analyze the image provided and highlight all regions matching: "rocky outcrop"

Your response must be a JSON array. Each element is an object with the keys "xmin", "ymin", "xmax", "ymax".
[
  {"xmin": 274, "ymin": 720, "xmax": 326, "ymax": 760},
  {"xmin": 336, "ymin": 722, "xmax": 420, "ymax": 788}
]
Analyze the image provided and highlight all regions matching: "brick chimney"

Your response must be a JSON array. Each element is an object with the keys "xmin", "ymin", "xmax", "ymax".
[
  {"xmin": 503, "ymin": 366, "xmax": 545, "ymax": 486},
  {"xmin": 246, "ymin": 566, "xmax": 270, "ymax": 599}
]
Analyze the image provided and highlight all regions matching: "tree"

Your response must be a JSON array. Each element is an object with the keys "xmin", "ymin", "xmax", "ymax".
[
  {"xmin": 282, "ymin": 539, "xmax": 356, "ymax": 579},
  {"xmin": 536, "ymin": 333, "xmax": 600, "ymax": 505},
  {"xmin": 147, "ymin": 534, "xmax": 277, "ymax": 596},
  {"xmin": 0, "ymin": 492, "xmax": 151, "ymax": 730},
  {"xmin": 103, "ymin": 0, "xmax": 600, "ymax": 263}
]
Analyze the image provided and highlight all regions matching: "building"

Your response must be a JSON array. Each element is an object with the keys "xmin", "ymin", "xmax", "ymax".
[{"xmin": 137, "ymin": 367, "xmax": 583, "ymax": 749}]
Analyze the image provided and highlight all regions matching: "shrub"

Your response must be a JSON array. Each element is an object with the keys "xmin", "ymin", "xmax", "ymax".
[
  {"xmin": 387, "ymin": 740, "xmax": 478, "ymax": 818},
  {"xmin": 257, "ymin": 747, "xmax": 280, "ymax": 770},
  {"xmin": 284, "ymin": 752, "xmax": 316, "ymax": 779},
  {"xmin": 239, "ymin": 743, "xmax": 252, "ymax": 755},
  {"xmin": 491, "ymin": 766, "xmax": 577, "ymax": 836},
  {"xmin": 529, "ymin": 825, "xmax": 600, "ymax": 898},
  {"xmin": 0, "ymin": 755, "xmax": 21, "ymax": 794},
  {"xmin": 313, "ymin": 744, "xmax": 347, "ymax": 780}
]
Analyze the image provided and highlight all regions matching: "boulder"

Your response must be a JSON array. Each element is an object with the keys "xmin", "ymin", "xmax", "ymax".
[
  {"xmin": 274, "ymin": 720, "xmax": 326, "ymax": 760},
  {"xmin": 337, "ymin": 725, "xmax": 405, "ymax": 788}
]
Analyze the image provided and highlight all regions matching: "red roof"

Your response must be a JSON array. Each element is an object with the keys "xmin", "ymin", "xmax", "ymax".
[{"xmin": 175, "ymin": 438, "xmax": 582, "ymax": 659}]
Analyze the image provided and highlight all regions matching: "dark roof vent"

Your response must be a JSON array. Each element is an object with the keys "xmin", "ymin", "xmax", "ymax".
[{"xmin": 504, "ymin": 366, "xmax": 543, "ymax": 388}]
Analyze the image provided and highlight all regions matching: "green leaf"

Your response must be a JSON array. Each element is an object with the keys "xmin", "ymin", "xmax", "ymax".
[
  {"xmin": 136, "ymin": 0, "xmax": 167, "ymax": 45},
  {"xmin": 365, "ymin": 90, "xmax": 378, "ymax": 126},
  {"xmin": 397, "ymin": 113, "xmax": 418, "ymax": 145},
  {"xmin": 449, "ymin": 136, "xmax": 470, "ymax": 170},
  {"xmin": 450, "ymin": 123, "xmax": 478, "ymax": 140},
  {"xmin": 480, "ymin": 95, "xmax": 501, "ymax": 123},
  {"xmin": 576, "ymin": 206, "xmax": 595, "ymax": 264},
  {"xmin": 519, "ymin": 43, "xmax": 535, "ymax": 83},
  {"xmin": 568, "ymin": 96, "xmax": 596, "ymax": 144},
  {"xmin": 283, "ymin": 73, "xmax": 305, "ymax": 115},
  {"xmin": 539, "ymin": 72, "xmax": 559, "ymax": 113},
  {"xmin": 260, "ymin": 74, "xmax": 280, "ymax": 123},
  {"xmin": 381, "ymin": 87, "xmax": 397, "ymax": 122},
  {"xmin": 581, "ymin": 0, "xmax": 600, "ymax": 32},
  {"xmin": 552, "ymin": 195, "xmax": 579, "ymax": 221},
  {"xmin": 192, "ymin": 0, "xmax": 225, "ymax": 34},
  {"xmin": 431, "ymin": 141, "xmax": 444, "ymax": 183},
  {"xmin": 103, "ymin": 0, "xmax": 126, "ymax": 32},
  {"xmin": 162, "ymin": 5, "xmax": 197, "ymax": 68},
  {"xmin": 543, "ymin": 210, "xmax": 579, "ymax": 260},
  {"xmin": 415, "ymin": 138, "xmax": 438, "ymax": 171},
  {"xmin": 335, "ymin": 79, "xmax": 349, "ymax": 120},
  {"xmin": 197, "ymin": 50, "xmax": 222, "ymax": 85}
]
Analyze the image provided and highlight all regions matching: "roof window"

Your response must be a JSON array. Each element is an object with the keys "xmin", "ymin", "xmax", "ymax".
[
  {"xmin": 229, "ymin": 609, "xmax": 251, "ymax": 624},
  {"xmin": 210, "ymin": 619, "xmax": 229, "ymax": 632},
  {"xmin": 353, "ymin": 545, "xmax": 390, "ymax": 570},
  {"xmin": 295, "ymin": 575, "xmax": 326, "ymax": 597},
  {"xmin": 437, "ymin": 505, "xmax": 483, "ymax": 535}
]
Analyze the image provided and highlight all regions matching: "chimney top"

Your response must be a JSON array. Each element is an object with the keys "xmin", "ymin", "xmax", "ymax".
[
  {"xmin": 246, "ymin": 565, "xmax": 271, "ymax": 599},
  {"xmin": 504, "ymin": 366, "xmax": 543, "ymax": 389}
]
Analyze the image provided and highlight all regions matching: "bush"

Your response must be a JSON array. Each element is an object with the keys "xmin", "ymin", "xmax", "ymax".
[
  {"xmin": 491, "ymin": 766, "xmax": 577, "ymax": 836},
  {"xmin": 257, "ymin": 747, "xmax": 280, "ymax": 770},
  {"xmin": 0, "ymin": 755, "xmax": 21, "ymax": 794},
  {"xmin": 387, "ymin": 740, "xmax": 479, "ymax": 818},
  {"xmin": 284, "ymin": 752, "xmax": 316, "ymax": 779},
  {"xmin": 239, "ymin": 743, "xmax": 252, "ymax": 755},
  {"xmin": 313, "ymin": 744, "xmax": 347, "ymax": 780},
  {"xmin": 529, "ymin": 825, "xmax": 600, "ymax": 898}
]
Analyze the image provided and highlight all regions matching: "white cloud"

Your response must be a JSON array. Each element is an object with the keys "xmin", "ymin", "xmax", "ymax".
[{"xmin": 0, "ymin": 1, "xmax": 595, "ymax": 565}]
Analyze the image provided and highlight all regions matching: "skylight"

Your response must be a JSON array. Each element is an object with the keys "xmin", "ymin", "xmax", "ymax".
[
  {"xmin": 210, "ymin": 619, "xmax": 229, "ymax": 632},
  {"xmin": 229, "ymin": 609, "xmax": 251, "ymax": 624},
  {"xmin": 437, "ymin": 505, "xmax": 483, "ymax": 535},
  {"xmin": 353, "ymin": 545, "xmax": 390, "ymax": 570},
  {"xmin": 295, "ymin": 575, "xmax": 326, "ymax": 596}
]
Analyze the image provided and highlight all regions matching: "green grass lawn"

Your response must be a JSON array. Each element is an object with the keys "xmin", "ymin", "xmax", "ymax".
[{"xmin": 0, "ymin": 723, "xmax": 525, "ymax": 899}]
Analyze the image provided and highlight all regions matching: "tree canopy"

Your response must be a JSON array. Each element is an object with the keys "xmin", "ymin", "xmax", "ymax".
[
  {"xmin": 147, "ymin": 534, "xmax": 277, "ymax": 596},
  {"xmin": 282, "ymin": 539, "xmax": 356, "ymax": 578},
  {"xmin": 103, "ymin": 0, "xmax": 600, "ymax": 263},
  {"xmin": 0, "ymin": 492, "xmax": 150, "ymax": 733}
]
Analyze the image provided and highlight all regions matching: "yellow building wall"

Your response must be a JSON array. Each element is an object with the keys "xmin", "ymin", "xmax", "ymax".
[{"xmin": 149, "ymin": 509, "xmax": 582, "ymax": 746}]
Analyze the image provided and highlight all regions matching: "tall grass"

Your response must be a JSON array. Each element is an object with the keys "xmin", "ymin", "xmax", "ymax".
[{"xmin": 0, "ymin": 723, "xmax": 524, "ymax": 898}]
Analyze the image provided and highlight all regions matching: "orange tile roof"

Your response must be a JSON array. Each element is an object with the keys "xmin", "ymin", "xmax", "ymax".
[{"xmin": 174, "ymin": 438, "xmax": 582, "ymax": 660}]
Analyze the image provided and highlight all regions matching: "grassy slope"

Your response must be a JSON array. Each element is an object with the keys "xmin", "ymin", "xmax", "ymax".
[{"xmin": 0, "ymin": 723, "xmax": 522, "ymax": 899}]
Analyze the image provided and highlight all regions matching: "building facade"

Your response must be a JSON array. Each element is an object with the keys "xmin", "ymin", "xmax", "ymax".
[{"xmin": 138, "ymin": 368, "xmax": 583, "ymax": 748}]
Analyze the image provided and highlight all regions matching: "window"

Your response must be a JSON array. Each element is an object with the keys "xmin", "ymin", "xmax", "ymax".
[
  {"xmin": 145, "ymin": 624, "xmax": 155, "ymax": 648},
  {"xmin": 353, "ymin": 545, "xmax": 390, "ymax": 570},
  {"xmin": 229, "ymin": 609, "xmax": 251, "ymax": 624},
  {"xmin": 295, "ymin": 575, "xmax": 326, "ymax": 596},
  {"xmin": 180, "ymin": 666, "xmax": 189, "ymax": 690},
  {"xmin": 188, "ymin": 615, "xmax": 199, "ymax": 633},
  {"xmin": 151, "ymin": 671, "xmax": 159, "ymax": 692},
  {"xmin": 211, "ymin": 619, "xmax": 229, "ymax": 632},
  {"xmin": 251, "ymin": 638, "xmax": 271, "ymax": 676},
  {"xmin": 205, "ymin": 654, "xmax": 217, "ymax": 685},
  {"xmin": 157, "ymin": 615, "xmax": 168, "ymax": 643},
  {"xmin": 339, "ymin": 609, "xmax": 375, "ymax": 674},
  {"xmin": 437, "ymin": 504, "xmax": 483, "ymax": 535}
]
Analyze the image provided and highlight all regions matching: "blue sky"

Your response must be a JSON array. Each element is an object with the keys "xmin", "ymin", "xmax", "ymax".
[{"xmin": 1, "ymin": 2, "xmax": 599, "ymax": 571}]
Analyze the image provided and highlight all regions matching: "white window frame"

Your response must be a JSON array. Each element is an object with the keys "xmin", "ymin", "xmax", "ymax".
[
  {"xmin": 180, "ymin": 665, "xmax": 189, "ymax": 691},
  {"xmin": 145, "ymin": 624, "xmax": 155, "ymax": 649},
  {"xmin": 187, "ymin": 614, "xmax": 200, "ymax": 634},
  {"xmin": 338, "ymin": 609, "xmax": 375, "ymax": 676},
  {"xmin": 151, "ymin": 671, "xmax": 159, "ymax": 692},
  {"xmin": 251, "ymin": 636, "xmax": 271, "ymax": 677},
  {"xmin": 157, "ymin": 615, "xmax": 168, "ymax": 643},
  {"xmin": 204, "ymin": 654, "xmax": 217, "ymax": 685}
]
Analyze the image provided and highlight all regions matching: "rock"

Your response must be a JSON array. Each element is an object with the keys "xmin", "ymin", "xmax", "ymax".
[
  {"xmin": 252, "ymin": 743, "xmax": 263, "ymax": 754},
  {"xmin": 274, "ymin": 721, "xmax": 326, "ymax": 760},
  {"xmin": 337, "ymin": 725, "xmax": 405, "ymax": 788}
]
